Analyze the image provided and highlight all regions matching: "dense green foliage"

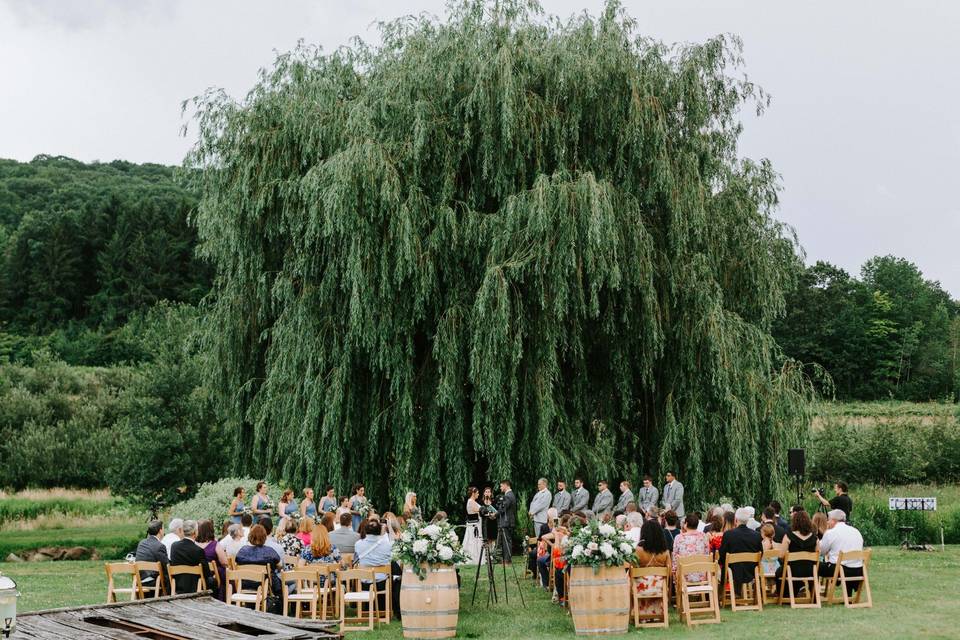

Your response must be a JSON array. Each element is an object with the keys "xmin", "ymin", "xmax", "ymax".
[
  {"xmin": 775, "ymin": 258, "xmax": 960, "ymax": 401},
  {"xmin": 171, "ymin": 477, "xmax": 261, "ymax": 526},
  {"xmin": 0, "ymin": 522, "xmax": 143, "ymax": 560},
  {"xmin": 0, "ymin": 155, "xmax": 209, "ymax": 333},
  {"xmin": 0, "ymin": 304, "xmax": 230, "ymax": 501},
  {"xmin": 187, "ymin": 0, "xmax": 816, "ymax": 509}
]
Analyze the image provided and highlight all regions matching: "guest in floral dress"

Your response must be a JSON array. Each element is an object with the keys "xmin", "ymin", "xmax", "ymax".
[
  {"xmin": 634, "ymin": 519, "xmax": 671, "ymax": 620},
  {"xmin": 277, "ymin": 519, "xmax": 304, "ymax": 571},
  {"xmin": 672, "ymin": 514, "xmax": 710, "ymax": 583}
]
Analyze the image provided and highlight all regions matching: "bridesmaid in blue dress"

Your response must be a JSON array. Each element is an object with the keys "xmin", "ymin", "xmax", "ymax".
[
  {"xmin": 228, "ymin": 487, "xmax": 246, "ymax": 524},
  {"xmin": 319, "ymin": 485, "xmax": 338, "ymax": 514},
  {"xmin": 350, "ymin": 484, "xmax": 366, "ymax": 532},
  {"xmin": 278, "ymin": 489, "xmax": 299, "ymax": 524},
  {"xmin": 300, "ymin": 487, "xmax": 317, "ymax": 521}
]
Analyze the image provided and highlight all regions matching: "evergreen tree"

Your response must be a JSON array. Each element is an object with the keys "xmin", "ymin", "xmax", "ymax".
[{"xmin": 187, "ymin": 0, "xmax": 817, "ymax": 507}]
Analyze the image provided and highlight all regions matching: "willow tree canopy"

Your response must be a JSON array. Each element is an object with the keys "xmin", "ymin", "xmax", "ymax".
[{"xmin": 186, "ymin": 0, "xmax": 816, "ymax": 510}]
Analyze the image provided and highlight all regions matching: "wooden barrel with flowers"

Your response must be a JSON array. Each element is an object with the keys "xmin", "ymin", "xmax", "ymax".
[
  {"xmin": 396, "ymin": 520, "xmax": 465, "ymax": 639},
  {"xmin": 564, "ymin": 521, "xmax": 636, "ymax": 635}
]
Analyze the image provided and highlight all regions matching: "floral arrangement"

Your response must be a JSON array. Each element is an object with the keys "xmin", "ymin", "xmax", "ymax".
[
  {"xmin": 357, "ymin": 497, "xmax": 375, "ymax": 519},
  {"xmin": 392, "ymin": 519, "xmax": 469, "ymax": 579},
  {"xmin": 561, "ymin": 520, "xmax": 638, "ymax": 569}
]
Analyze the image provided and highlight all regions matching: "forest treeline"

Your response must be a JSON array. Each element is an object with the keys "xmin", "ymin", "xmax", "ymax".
[{"xmin": 1, "ymin": 155, "xmax": 957, "ymax": 402}]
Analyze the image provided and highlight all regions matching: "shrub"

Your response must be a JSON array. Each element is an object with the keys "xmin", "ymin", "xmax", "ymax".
[{"xmin": 170, "ymin": 477, "xmax": 262, "ymax": 527}]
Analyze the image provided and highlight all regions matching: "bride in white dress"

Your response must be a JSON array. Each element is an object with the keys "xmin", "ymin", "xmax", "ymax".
[{"xmin": 461, "ymin": 486, "xmax": 484, "ymax": 564}]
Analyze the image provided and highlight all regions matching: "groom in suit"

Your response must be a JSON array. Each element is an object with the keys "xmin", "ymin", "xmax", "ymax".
[
  {"xmin": 497, "ymin": 480, "xmax": 517, "ymax": 563},
  {"xmin": 528, "ymin": 478, "xmax": 552, "ymax": 537},
  {"xmin": 661, "ymin": 471, "xmax": 685, "ymax": 517}
]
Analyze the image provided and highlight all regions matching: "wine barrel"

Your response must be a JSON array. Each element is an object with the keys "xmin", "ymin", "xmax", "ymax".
[
  {"xmin": 399, "ymin": 565, "xmax": 459, "ymax": 639},
  {"xmin": 568, "ymin": 565, "xmax": 630, "ymax": 635}
]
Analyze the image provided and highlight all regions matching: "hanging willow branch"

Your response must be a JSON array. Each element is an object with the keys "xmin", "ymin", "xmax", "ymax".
[{"xmin": 185, "ymin": 0, "xmax": 816, "ymax": 510}]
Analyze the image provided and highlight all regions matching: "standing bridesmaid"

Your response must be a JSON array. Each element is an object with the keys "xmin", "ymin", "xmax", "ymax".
[
  {"xmin": 251, "ymin": 482, "xmax": 274, "ymax": 520},
  {"xmin": 228, "ymin": 487, "xmax": 246, "ymax": 525},
  {"xmin": 319, "ymin": 485, "xmax": 338, "ymax": 514},
  {"xmin": 350, "ymin": 484, "xmax": 366, "ymax": 532},
  {"xmin": 300, "ymin": 487, "xmax": 317, "ymax": 521}
]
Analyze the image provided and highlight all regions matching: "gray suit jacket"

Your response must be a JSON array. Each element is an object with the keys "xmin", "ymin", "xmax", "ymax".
[
  {"xmin": 614, "ymin": 489, "xmax": 635, "ymax": 514},
  {"xmin": 529, "ymin": 489, "xmax": 551, "ymax": 525},
  {"xmin": 592, "ymin": 489, "xmax": 614, "ymax": 516},
  {"xmin": 552, "ymin": 489, "xmax": 571, "ymax": 512},
  {"xmin": 571, "ymin": 487, "xmax": 590, "ymax": 513},
  {"xmin": 637, "ymin": 485, "xmax": 659, "ymax": 512},
  {"xmin": 135, "ymin": 535, "xmax": 169, "ymax": 592},
  {"xmin": 662, "ymin": 481, "xmax": 685, "ymax": 517},
  {"xmin": 329, "ymin": 527, "xmax": 361, "ymax": 554}
]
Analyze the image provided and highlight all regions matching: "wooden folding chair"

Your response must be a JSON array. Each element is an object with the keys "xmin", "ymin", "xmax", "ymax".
[
  {"xmin": 778, "ymin": 552, "xmax": 821, "ymax": 608},
  {"xmin": 105, "ymin": 562, "xmax": 142, "ymax": 603},
  {"xmin": 207, "ymin": 561, "xmax": 221, "ymax": 590},
  {"xmin": 630, "ymin": 565, "xmax": 670, "ymax": 628},
  {"xmin": 760, "ymin": 549, "xmax": 783, "ymax": 604},
  {"xmin": 676, "ymin": 555, "xmax": 721, "ymax": 626},
  {"xmin": 134, "ymin": 561, "xmax": 165, "ymax": 598},
  {"xmin": 340, "ymin": 568, "xmax": 378, "ymax": 631},
  {"xmin": 282, "ymin": 568, "xmax": 320, "ymax": 619},
  {"xmin": 524, "ymin": 537, "xmax": 538, "ymax": 580},
  {"xmin": 367, "ymin": 565, "xmax": 393, "ymax": 623},
  {"xmin": 341, "ymin": 553, "xmax": 354, "ymax": 567},
  {"xmin": 167, "ymin": 564, "xmax": 208, "ymax": 595},
  {"xmin": 283, "ymin": 554, "xmax": 303, "ymax": 569},
  {"xmin": 824, "ymin": 549, "xmax": 872, "ymax": 608},
  {"xmin": 226, "ymin": 566, "xmax": 270, "ymax": 612},
  {"xmin": 722, "ymin": 552, "xmax": 763, "ymax": 611},
  {"xmin": 315, "ymin": 564, "xmax": 340, "ymax": 621},
  {"xmin": 227, "ymin": 556, "xmax": 238, "ymax": 570}
]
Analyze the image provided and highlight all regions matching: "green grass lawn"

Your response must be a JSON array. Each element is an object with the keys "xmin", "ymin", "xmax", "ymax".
[
  {"xmin": 0, "ymin": 521, "xmax": 144, "ymax": 559},
  {"xmin": 2, "ymin": 546, "xmax": 958, "ymax": 638}
]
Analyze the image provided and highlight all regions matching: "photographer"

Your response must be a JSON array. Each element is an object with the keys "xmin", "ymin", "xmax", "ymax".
[{"xmin": 814, "ymin": 481, "xmax": 852, "ymax": 521}]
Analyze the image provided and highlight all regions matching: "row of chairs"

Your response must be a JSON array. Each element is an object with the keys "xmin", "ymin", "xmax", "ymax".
[
  {"xmin": 105, "ymin": 558, "xmax": 392, "ymax": 633},
  {"xmin": 626, "ymin": 548, "xmax": 872, "ymax": 628}
]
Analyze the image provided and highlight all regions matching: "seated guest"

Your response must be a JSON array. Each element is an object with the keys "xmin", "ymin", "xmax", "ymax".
[
  {"xmin": 197, "ymin": 519, "xmax": 228, "ymax": 600},
  {"xmin": 634, "ymin": 519, "xmax": 671, "ymax": 622},
  {"xmin": 257, "ymin": 516, "xmax": 285, "ymax": 558},
  {"xmin": 277, "ymin": 518, "xmax": 304, "ymax": 570},
  {"xmin": 296, "ymin": 516, "xmax": 315, "ymax": 546},
  {"xmin": 718, "ymin": 508, "xmax": 763, "ymax": 590},
  {"xmin": 818, "ymin": 509, "xmax": 864, "ymax": 596},
  {"xmin": 320, "ymin": 512, "xmax": 336, "ymax": 533},
  {"xmin": 383, "ymin": 513, "xmax": 403, "ymax": 540},
  {"xmin": 775, "ymin": 508, "xmax": 817, "ymax": 592},
  {"xmin": 136, "ymin": 520, "xmax": 170, "ymax": 595},
  {"xmin": 623, "ymin": 512, "xmax": 643, "ymax": 546},
  {"xmin": 170, "ymin": 520, "xmax": 214, "ymax": 594},
  {"xmin": 161, "ymin": 518, "xmax": 184, "ymax": 557},
  {"xmin": 761, "ymin": 507, "xmax": 787, "ymax": 543},
  {"xmin": 240, "ymin": 512, "xmax": 254, "ymax": 538},
  {"xmin": 219, "ymin": 523, "xmax": 245, "ymax": 557},
  {"xmin": 672, "ymin": 514, "xmax": 709, "ymax": 582},
  {"xmin": 706, "ymin": 515, "xmax": 725, "ymax": 553},
  {"xmin": 662, "ymin": 510, "xmax": 680, "ymax": 551},
  {"xmin": 693, "ymin": 511, "xmax": 706, "ymax": 532},
  {"xmin": 430, "ymin": 511, "xmax": 448, "ymax": 524},
  {"xmin": 812, "ymin": 512, "xmax": 828, "ymax": 540},
  {"xmin": 236, "ymin": 524, "xmax": 282, "ymax": 597},
  {"xmin": 743, "ymin": 506, "xmax": 761, "ymax": 531},
  {"xmin": 301, "ymin": 524, "xmax": 342, "ymax": 568},
  {"xmin": 769, "ymin": 500, "xmax": 789, "ymax": 531},
  {"xmin": 330, "ymin": 512, "xmax": 361, "ymax": 554},
  {"xmin": 355, "ymin": 519, "xmax": 400, "ymax": 615},
  {"xmin": 759, "ymin": 524, "xmax": 781, "ymax": 577}
]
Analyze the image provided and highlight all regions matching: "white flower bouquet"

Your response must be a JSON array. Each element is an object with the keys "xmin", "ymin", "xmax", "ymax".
[
  {"xmin": 357, "ymin": 497, "xmax": 375, "ymax": 519},
  {"xmin": 562, "ymin": 520, "xmax": 637, "ymax": 569},
  {"xmin": 392, "ymin": 519, "xmax": 469, "ymax": 579}
]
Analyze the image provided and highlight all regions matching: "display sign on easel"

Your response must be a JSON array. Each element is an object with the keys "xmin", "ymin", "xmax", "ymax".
[{"xmin": 888, "ymin": 497, "xmax": 937, "ymax": 511}]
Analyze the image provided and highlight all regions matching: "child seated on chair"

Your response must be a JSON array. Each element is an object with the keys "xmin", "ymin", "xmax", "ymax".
[{"xmin": 760, "ymin": 524, "xmax": 780, "ymax": 575}]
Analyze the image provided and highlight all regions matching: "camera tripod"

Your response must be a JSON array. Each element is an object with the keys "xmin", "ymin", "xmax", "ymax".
[{"xmin": 470, "ymin": 518, "xmax": 525, "ymax": 608}]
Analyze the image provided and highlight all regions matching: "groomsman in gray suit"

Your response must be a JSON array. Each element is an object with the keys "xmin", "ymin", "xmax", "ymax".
[
  {"xmin": 614, "ymin": 480, "xmax": 634, "ymax": 515},
  {"xmin": 571, "ymin": 476, "xmax": 590, "ymax": 513},
  {"xmin": 592, "ymin": 480, "xmax": 614, "ymax": 518},
  {"xmin": 552, "ymin": 480, "xmax": 572, "ymax": 513},
  {"xmin": 637, "ymin": 475, "xmax": 659, "ymax": 513},
  {"xmin": 661, "ymin": 471, "xmax": 685, "ymax": 517},
  {"xmin": 528, "ymin": 478, "xmax": 552, "ymax": 537}
]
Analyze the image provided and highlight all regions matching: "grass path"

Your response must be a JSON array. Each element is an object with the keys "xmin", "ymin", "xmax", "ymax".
[{"xmin": 2, "ymin": 546, "xmax": 958, "ymax": 638}]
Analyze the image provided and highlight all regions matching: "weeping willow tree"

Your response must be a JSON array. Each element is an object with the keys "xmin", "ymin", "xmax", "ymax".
[{"xmin": 185, "ymin": 0, "xmax": 817, "ymax": 511}]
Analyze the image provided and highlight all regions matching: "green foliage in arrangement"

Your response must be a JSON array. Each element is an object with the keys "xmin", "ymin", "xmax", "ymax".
[
  {"xmin": 168, "ymin": 477, "xmax": 261, "ymax": 526},
  {"xmin": 185, "ymin": 0, "xmax": 818, "ymax": 510},
  {"xmin": 775, "ymin": 258, "xmax": 960, "ymax": 401},
  {"xmin": 0, "ymin": 155, "xmax": 209, "ymax": 334}
]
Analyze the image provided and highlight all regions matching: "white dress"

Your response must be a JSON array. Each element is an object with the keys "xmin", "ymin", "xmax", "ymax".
[{"xmin": 462, "ymin": 498, "xmax": 484, "ymax": 564}]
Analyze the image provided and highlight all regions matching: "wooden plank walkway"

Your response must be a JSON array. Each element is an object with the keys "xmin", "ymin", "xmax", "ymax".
[{"xmin": 15, "ymin": 592, "xmax": 341, "ymax": 639}]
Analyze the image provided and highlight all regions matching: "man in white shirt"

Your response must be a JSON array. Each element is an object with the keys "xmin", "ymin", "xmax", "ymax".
[
  {"xmin": 160, "ymin": 518, "xmax": 183, "ymax": 557},
  {"xmin": 819, "ymin": 509, "xmax": 864, "ymax": 596},
  {"xmin": 257, "ymin": 516, "xmax": 286, "ymax": 558}
]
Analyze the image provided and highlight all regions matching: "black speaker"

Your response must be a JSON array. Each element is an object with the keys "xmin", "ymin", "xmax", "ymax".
[{"xmin": 788, "ymin": 448, "xmax": 806, "ymax": 476}]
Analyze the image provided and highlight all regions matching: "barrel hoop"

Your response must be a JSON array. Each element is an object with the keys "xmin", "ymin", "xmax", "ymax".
[
  {"xmin": 569, "ymin": 608, "xmax": 629, "ymax": 615},
  {"xmin": 575, "ymin": 629, "xmax": 628, "ymax": 635},
  {"xmin": 402, "ymin": 625, "xmax": 458, "ymax": 632},
  {"xmin": 401, "ymin": 584, "xmax": 460, "ymax": 591},
  {"xmin": 401, "ymin": 609, "xmax": 460, "ymax": 616},
  {"xmin": 403, "ymin": 568, "xmax": 457, "ymax": 574},
  {"xmin": 569, "ymin": 578, "xmax": 629, "ymax": 586}
]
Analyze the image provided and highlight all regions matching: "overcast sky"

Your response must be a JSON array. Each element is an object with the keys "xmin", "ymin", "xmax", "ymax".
[{"xmin": 2, "ymin": 0, "xmax": 958, "ymax": 295}]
